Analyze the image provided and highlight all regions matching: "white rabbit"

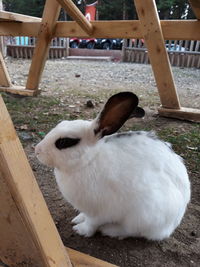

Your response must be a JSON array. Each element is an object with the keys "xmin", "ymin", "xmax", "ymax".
[{"xmin": 35, "ymin": 92, "xmax": 190, "ymax": 240}]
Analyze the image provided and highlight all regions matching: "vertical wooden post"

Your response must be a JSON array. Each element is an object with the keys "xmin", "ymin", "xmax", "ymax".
[
  {"xmin": 0, "ymin": 0, "xmax": 10, "ymax": 86},
  {"xmin": 189, "ymin": 0, "xmax": 200, "ymax": 19},
  {"xmin": 66, "ymin": 38, "xmax": 70, "ymax": 57},
  {"xmin": 26, "ymin": 0, "xmax": 61, "ymax": 92},
  {"xmin": 0, "ymin": 96, "xmax": 72, "ymax": 267},
  {"xmin": 0, "ymin": 52, "xmax": 12, "ymax": 87},
  {"xmin": 134, "ymin": 0, "xmax": 181, "ymax": 109},
  {"xmin": 0, "ymin": 0, "xmax": 6, "ymax": 57},
  {"xmin": 122, "ymin": 39, "xmax": 128, "ymax": 62}
]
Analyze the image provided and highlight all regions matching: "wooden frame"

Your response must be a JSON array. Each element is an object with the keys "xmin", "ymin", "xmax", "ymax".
[
  {"xmin": 134, "ymin": 0, "xmax": 181, "ymax": 110},
  {"xmin": 0, "ymin": 10, "xmax": 41, "ymax": 22},
  {"xmin": 0, "ymin": 0, "xmax": 199, "ymax": 121},
  {"xmin": 0, "ymin": 20, "xmax": 200, "ymax": 40},
  {"xmin": 26, "ymin": 0, "xmax": 61, "ymax": 91},
  {"xmin": 189, "ymin": 0, "xmax": 200, "ymax": 19}
]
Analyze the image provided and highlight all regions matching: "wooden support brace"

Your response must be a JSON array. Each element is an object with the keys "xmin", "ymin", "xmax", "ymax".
[
  {"xmin": 66, "ymin": 248, "xmax": 118, "ymax": 267},
  {"xmin": 0, "ymin": 51, "xmax": 39, "ymax": 96},
  {"xmin": 57, "ymin": 0, "xmax": 93, "ymax": 35},
  {"xmin": 0, "ymin": 20, "xmax": 200, "ymax": 40},
  {"xmin": 134, "ymin": 0, "xmax": 181, "ymax": 110},
  {"xmin": 25, "ymin": 0, "xmax": 61, "ymax": 92},
  {"xmin": 0, "ymin": 10, "xmax": 41, "ymax": 22},
  {"xmin": 189, "ymin": 0, "xmax": 200, "ymax": 19},
  {"xmin": 0, "ymin": 86, "xmax": 39, "ymax": 96},
  {"xmin": 0, "ymin": 52, "xmax": 12, "ymax": 87},
  {"xmin": 158, "ymin": 107, "xmax": 200, "ymax": 122},
  {"xmin": 0, "ymin": 95, "xmax": 72, "ymax": 267}
]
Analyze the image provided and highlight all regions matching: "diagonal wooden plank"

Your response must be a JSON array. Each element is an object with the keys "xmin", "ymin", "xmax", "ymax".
[
  {"xmin": 66, "ymin": 248, "xmax": 119, "ymax": 267},
  {"xmin": 158, "ymin": 107, "xmax": 200, "ymax": 122},
  {"xmin": 57, "ymin": 0, "xmax": 93, "ymax": 35},
  {"xmin": 0, "ymin": 86, "xmax": 39, "ymax": 96},
  {"xmin": 0, "ymin": 52, "xmax": 12, "ymax": 87},
  {"xmin": 189, "ymin": 0, "xmax": 200, "ymax": 19},
  {"xmin": 134, "ymin": 0, "xmax": 181, "ymax": 109},
  {"xmin": 0, "ymin": 10, "xmax": 41, "ymax": 22},
  {"xmin": 0, "ymin": 95, "xmax": 72, "ymax": 267},
  {"xmin": 25, "ymin": 0, "xmax": 61, "ymax": 92}
]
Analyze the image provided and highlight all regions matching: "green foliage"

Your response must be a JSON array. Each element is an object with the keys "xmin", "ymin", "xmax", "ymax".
[
  {"xmin": 98, "ymin": 0, "xmax": 136, "ymax": 20},
  {"xmin": 3, "ymin": 0, "xmax": 45, "ymax": 17},
  {"xmin": 3, "ymin": 0, "xmax": 195, "ymax": 21},
  {"xmin": 156, "ymin": 0, "xmax": 195, "ymax": 19}
]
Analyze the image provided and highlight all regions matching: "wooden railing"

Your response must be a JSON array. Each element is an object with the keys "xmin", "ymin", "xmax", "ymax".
[
  {"xmin": 4, "ymin": 36, "xmax": 200, "ymax": 68},
  {"xmin": 6, "ymin": 36, "xmax": 69, "ymax": 59},
  {"xmin": 123, "ymin": 39, "xmax": 200, "ymax": 68}
]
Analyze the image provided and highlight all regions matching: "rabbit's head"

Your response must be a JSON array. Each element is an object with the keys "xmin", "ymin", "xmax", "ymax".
[{"xmin": 35, "ymin": 92, "xmax": 144, "ymax": 170}]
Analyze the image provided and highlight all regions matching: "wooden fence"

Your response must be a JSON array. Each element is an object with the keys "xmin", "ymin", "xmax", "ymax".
[
  {"xmin": 123, "ymin": 39, "xmax": 200, "ymax": 68},
  {"xmin": 6, "ymin": 37, "xmax": 68, "ymax": 59},
  {"xmin": 5, "ymin": 36, "xmax": 200, "ymax": 68}
]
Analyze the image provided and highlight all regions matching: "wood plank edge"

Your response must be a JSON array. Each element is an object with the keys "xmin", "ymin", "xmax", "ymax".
[
  {"xmin": 158, "ymin": 107, "xmax": 200, "ymax": 122},
  {"xmin": 0, "ymin": 11, "xmax": 41, "ymax": 22},
  {"xmin": 66, "ymin": 247, "xmax": 119, "ymax": 267},
  {"xmin": 0, "ymin": 86, "xmax": 40, "ymax": 96}
]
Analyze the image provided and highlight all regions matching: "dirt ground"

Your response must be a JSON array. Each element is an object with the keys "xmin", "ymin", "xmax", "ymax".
[{"xmin": 3, "ymin": 58, "xmax": 200, "ymax": 267}]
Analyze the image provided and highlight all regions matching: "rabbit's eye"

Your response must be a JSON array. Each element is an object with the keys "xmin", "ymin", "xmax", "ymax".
[{"xmin": 55, "ymin": 137, "xmax": 80, "ymax": 150}]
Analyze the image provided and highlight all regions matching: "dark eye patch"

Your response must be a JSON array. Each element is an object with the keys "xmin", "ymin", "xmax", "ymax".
[{"xmin": 55, "ymin": 137, "xmax": 80, "ymax": 150}]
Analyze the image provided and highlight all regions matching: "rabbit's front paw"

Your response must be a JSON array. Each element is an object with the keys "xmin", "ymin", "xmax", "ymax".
[
  {"xmin": 73, "ymin": 221, "xmax": 96, "ymax": 237},
  {"xmin": 100, "ymin": 223, "xmax": 127, "ymax": 239},
  {"xmin": 71, "ymin": 213, "xmax": 85, "ymax": 225}
]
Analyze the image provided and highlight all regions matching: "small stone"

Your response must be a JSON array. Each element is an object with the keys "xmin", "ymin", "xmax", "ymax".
[
  {"xmin": 18, "ymin": 132, "xmax": 33, "ymax": 141},
  {"xmin": 75, "ymin": 74, "xmax": 81, "ymax": 78},
  {"xmin": 86, "ymin": 100, "xmax": 95, "ymax": 108},
  {"xmin": 190, "ymin": 231, "xmax": 196, "ymax": 237},
  {"xmin": 19, "ymin": 124, "xmax": 28, "ymax": 130}
]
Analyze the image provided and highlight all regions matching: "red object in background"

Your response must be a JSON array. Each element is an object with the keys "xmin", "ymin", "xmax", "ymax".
[{"xmin": 85, "ymin": 1, "xmax": 98, "ymax": 21}]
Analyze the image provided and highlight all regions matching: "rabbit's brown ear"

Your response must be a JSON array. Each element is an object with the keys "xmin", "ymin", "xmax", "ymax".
[{"xmin": 94, "ymin": 92, "xmax": 139, "ymax": 138}]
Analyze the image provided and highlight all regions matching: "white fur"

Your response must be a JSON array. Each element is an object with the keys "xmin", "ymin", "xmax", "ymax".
[{"xmin": 35, "ymin": 116, "xmax": 190, "ymax": 241}]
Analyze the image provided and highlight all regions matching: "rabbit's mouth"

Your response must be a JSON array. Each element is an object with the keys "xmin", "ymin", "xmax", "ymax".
[{"xmin": 35, "ymin": 147, "xmax": 54, "ymax": 167}]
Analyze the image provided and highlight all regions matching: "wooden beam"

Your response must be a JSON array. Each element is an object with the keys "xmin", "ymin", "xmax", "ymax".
[
  {"xmin": 0, "ymin": 96, "xmax": 72, "ymax": 267},
  {"xmin": 57, "ymin": 0, "xmax": 93, "ymax": 35},
  {"xmin": 25, "ymin": 0, "xmax": 61, "ymax": 91},
  {"xmin": 189, "ymin": 0, "xmax": 200, "ymax": 19},
  {"xmin": 55, "ymin": 20, "xmax": 141, "ymax": 38},
  {"xmin": 0, "ymin": 165, "xmax": 45, "ymax": 266},
  {"xmin": 0, "ymin": 10, "xmax": 41, "ymax": 22},
  {"xmin": 158, "ymin": 107, "xmax": 200, "ymax": 122},
  {"xmin": 0, "ymin": 20, "xmax": 200, "ymax": 40},
  {"xmin": 0, "ymin": 1, "xmax": 6, "ymax": 57},
  {"xmin": 0, "ymin": 22, "xmax": 40, "ymax": 36},
  {"xmin": 0, "ymin": 52, "xmax": 12, "ymax": 87},
  {"xmin": 66, "ymin": 248, "xmax": 119, "ymax": 267},
  {"xmin": 134, "ymin": 0, "xmax": 181, "ymax": 109},
  {"xmin": 0, "ymin": 86, "xmax": 39, "ymax": 96},
  {"xmin": 161, "ymin": 20, "xmax": 200, "ymax": 40}
]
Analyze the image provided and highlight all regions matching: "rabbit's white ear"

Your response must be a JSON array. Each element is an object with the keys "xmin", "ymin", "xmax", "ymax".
[{"xmin": 94, "ymin": 92, "xmax": 139, "ymax": 138}]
